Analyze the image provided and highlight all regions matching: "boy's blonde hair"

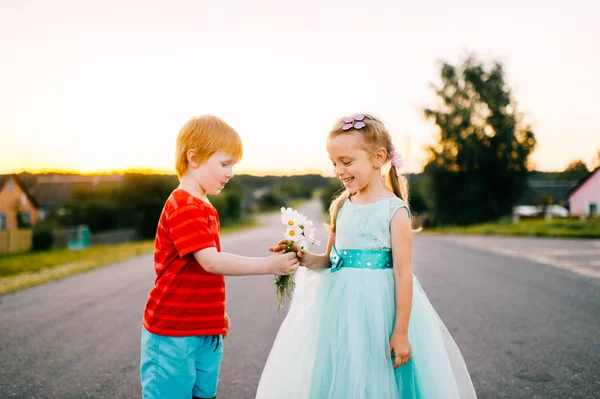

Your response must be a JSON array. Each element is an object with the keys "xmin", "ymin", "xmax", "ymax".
[
  {"xmin": 175, "ymin": 115, "xmax": 243, "ymax": 178},
  {"xmin": 327, "ymin": 114, "xmax": 412, "ymax": 232}
]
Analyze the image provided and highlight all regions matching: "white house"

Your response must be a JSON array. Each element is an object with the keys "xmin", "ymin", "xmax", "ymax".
[{"xmin": 568, "ymin": 167, "xmax": 600, "ymax": 217}]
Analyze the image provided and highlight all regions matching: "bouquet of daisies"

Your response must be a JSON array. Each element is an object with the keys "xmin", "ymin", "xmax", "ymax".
[{"xmin": 274, "ymin": 207, "xmax": 319, "ymax": 313}]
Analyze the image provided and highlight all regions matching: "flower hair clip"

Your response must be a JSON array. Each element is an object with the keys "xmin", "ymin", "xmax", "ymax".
[
  {"xmin": 342, "ymin": 114, "xmax": 366, "ymax": 131},
  {"xmin": 391, "ymin": 152, "xmax": 403, "ymax": 169}
]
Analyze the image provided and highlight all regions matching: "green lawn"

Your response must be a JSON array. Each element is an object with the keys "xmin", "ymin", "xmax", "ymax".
[
  {"xmin": 424, "ymin": 218, "xmax": 600, "ymax": 239},
  {"xmin": 0, "ymin": 218, "xmax": 259, "ymax": 295}
]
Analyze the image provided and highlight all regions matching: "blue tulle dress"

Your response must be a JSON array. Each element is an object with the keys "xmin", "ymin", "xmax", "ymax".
[{"xmin": 256, "ymin": 197, "xmax": 477, "ymax": 398}]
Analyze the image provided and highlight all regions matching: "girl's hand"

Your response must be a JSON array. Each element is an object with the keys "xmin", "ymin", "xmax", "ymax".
[{"xmin": 390, "ymin": 332, "xmax": 411, "ymax": 368}]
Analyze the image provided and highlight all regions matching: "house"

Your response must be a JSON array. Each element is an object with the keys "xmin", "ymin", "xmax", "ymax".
[
  {"xmin": 0, "ymin": 174, "xmax": 41, "ymax": 230},
  {"xmin": 519, "ymin": 179, "xmax": 578, "ymax": 207},
  {"xmin": 567, "ymin": 167, "xmax": 600, "ymax": 217},
  {"xmin": 32, "ymin": 174, "xmax": 124, "ymax": 215}
]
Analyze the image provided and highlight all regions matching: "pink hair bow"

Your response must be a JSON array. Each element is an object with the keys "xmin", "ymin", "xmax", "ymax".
[{"xmin": 391, "ymin": 152, "xmax": 403, "ymax": 169}]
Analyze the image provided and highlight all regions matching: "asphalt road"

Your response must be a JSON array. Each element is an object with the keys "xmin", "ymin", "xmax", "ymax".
[{"xmin": 1, "ymin": 199, "xmax": 599, "ymax": 398}]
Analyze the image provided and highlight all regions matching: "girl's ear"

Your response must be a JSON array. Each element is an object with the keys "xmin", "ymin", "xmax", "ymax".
[
  {"xmin": 187, "ymin": 149, "xmax": 198, "ymax": 168},
  {"xmin": 373, "ymin": 147, "xmax": 388, "ymax": 168}
]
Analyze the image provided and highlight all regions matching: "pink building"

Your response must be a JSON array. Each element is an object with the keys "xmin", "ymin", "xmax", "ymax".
[{"xmin": 568, "ymin": 167, "xmax": 600, "ymax": 217}]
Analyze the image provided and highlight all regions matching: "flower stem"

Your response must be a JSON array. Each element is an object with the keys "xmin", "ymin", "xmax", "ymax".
[{"xmin": 274, "ymin": 241, "xmax": 296, "ymax": 314}]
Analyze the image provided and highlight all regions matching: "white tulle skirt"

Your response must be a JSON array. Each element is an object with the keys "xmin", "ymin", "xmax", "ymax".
[{"xmin": 256, "ymin": 266, "xmax": 477, "ymax": 399}]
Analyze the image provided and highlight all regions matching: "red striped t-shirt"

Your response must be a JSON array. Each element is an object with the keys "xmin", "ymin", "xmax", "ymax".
[{"xmin": 143, "ymin": 189, "xmax": 226, "ymax": 337}]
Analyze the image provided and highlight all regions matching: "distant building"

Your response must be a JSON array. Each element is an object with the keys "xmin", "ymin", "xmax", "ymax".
[
  {"xmin": 32, "ymin": 174, "xmax": 124, "ymax": 214},
  {"xmin": 519, "ymin": 179, "xmax": 578, "ymax": 207},
  {"xmin": 0, "ymin": 174, "xmax": 41, "ymax": 230},
  {"xmin": 568, "ymin": 167, "xmax": 600, "ymax": 217},
  {"xmin": 513, "ymin": 204, "xmax": 569, "ymax": 218}
]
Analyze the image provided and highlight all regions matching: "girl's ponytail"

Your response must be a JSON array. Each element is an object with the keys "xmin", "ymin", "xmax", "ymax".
[
  {"xmin": 386, "ymin": 165, "xmax": 409, "ymax": 205},
  {"xmin": 327, "ymin": 189, "xmax": 350, "ymax": 232}
]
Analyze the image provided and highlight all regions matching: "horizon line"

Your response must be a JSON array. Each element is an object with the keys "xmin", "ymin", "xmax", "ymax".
[
  {"xmin": 0, "ymin": 167, "xmax": 338, "ymax": 178},
  {"xmin": 0, "ymin": 166, "xmax": 575, "ymax": 177}
]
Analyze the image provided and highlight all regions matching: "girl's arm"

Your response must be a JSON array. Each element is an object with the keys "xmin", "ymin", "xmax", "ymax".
[
  {"xmin": 269, "ymin": 231, "xmax": 336, "ymax": 270},
  {"xmin": 302, "ymin": 231, "xmax": 335, "ymax": 270},
  {"xmin": 389, "ymin": 207, "xmax": 413, "ymax": 368}
]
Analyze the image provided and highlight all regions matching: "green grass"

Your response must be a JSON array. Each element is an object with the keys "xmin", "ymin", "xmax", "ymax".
[
  {"xmin": 424, "ymin": 218, "xmax": 600, "ymax": 239},
  {"xmin": 220, "ymin": 217, "xmax": 260, "ymax": 234},
  {"xmin": 288, "ymin": 198, "xmax": 312, "ymax": 209},
  {"xmin": 0, "ymin": 218, "xmax": 259, "ymax": 295}
]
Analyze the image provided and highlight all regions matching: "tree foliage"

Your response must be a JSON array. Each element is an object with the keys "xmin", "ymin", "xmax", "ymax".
[
  {"xmin": 562, "ymin": 160, "xmax": 589, "ymax": 181},
  {"xmin": 423, "ymin": 56, "xmax": 537, "ymax": 225}
]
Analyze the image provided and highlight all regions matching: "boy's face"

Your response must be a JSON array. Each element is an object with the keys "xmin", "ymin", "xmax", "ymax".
[{"xmin": 192, "ymin": 151, "xmax": 237, "ymax": 195}]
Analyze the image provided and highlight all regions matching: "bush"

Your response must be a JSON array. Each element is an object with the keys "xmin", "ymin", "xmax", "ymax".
[
  {"xmin": 32, "ymin": 228, "xmax": 55, "ymax": 251},
  {"xmin": 408, "ymin": 180, "xmax": 427, "ymax": 214},
  {"xmin": 320, "ymin": 181, "xmax": 344, "ymax": 212},
  {"xmin": 225, "ymin": 192, "xmax": 243, "ymax": 220},
  {"xmin": 259, "ymin": 191, "xmax": 285, "ymax": 211},
  {"xmin": 278, "ymin": 182, "xmax": 313, "ymax": 199}
]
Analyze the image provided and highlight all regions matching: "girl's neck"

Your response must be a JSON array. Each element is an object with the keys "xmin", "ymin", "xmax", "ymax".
[
  {"xmin": 352, "ymin": 174, "xmax": 394, "ymax": 203},
  {"xmin": 178, "ymin": 175, "xmax": 208, "ymax": 202}
]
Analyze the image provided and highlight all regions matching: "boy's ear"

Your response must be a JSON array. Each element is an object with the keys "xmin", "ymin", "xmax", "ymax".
[
  {"xmin": 187, "ymin": 149, "xmax": 198, "ymax": 168},
  {"xmin": 373, "ymin": 147, "xmax": 388, "ymax": 168}
]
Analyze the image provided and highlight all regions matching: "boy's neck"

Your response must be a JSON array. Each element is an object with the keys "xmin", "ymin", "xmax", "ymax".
[{"xmin": 178, "ymin": 176, "xmax": 208, "ymax": 202}]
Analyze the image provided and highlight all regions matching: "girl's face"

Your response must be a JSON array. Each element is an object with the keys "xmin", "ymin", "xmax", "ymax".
[{"xmin": 327, "ymin": 133, "xmax": 380, "ymax": 194}]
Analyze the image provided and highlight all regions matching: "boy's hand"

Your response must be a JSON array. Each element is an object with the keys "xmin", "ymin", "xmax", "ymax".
[
  {"xmin": 224, "ymin": 313, "xmax": 231, "ymax": 339},
  {"xmin": 267, "ymin": 252, "xmax": 299, "ymax": 275},
  {"xmin": 269, "ymin": 240, "xmax": 313, "ymax": 268},
  {"xmin": 269, "ymin": 240, "xmax": 305, "ymax": 255},
  {"xmin": 268, "ymin": 240, "xmax": 288, "ymax": 254},
  {"xmin": 390, "ymin": 332, "xmax": 412, "ymax": 369}
]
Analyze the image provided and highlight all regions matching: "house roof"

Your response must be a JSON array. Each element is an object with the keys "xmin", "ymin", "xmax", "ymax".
[
  {"xmin": 0, "ymin": 173, "xmax": 41, "ymax": 208},
  {"xmin": 567, "ymin": 167, "xmax": 600, "ymax": 198},
  {"xmin": 33, "ymin": 175, "xmax": 123, "ymax": 208}
]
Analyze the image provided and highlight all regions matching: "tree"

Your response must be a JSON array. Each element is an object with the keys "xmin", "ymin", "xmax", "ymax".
[
  {"xmin": 593, "ymin": 150, "xmax": 600, "ymax": 169},
  {"xmin": 562, "ymin": 160, "xmax": 589, "ymax": 181},
  {"xmin": 320, "ymin": 180, "xmax": 344, "ymax": 212},
  {"xmin": 423, "ymin": 56, "xmax": 537, "ymax": 225},
  {"xmin": 259, "ymin": 190, "xmax": 285, "ymax": 211},
  {"xmin": 113, "ymin": 174, "xmax": 179, "ymax": 238}
]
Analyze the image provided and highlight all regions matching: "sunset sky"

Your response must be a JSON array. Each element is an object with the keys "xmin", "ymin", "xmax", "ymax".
[{"xmin": 1, "ymin": 0, "xmax": 598, "ymax": 176}]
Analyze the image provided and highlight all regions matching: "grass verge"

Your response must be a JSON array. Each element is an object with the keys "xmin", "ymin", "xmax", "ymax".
[
  {"xmin": 423, "ymin": 218, "xmax": 600, "ymax": 239},
  {"xmin": 0, "ymin": 218, "xmax": 259, "ymax": 295}
]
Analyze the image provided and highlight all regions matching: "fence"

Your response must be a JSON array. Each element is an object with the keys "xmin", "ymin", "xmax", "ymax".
[
  {"xmin": 52, "ymin": 227, "xmax": 138, "ymax": 248},
  {"xmin": 0, "ymin": 229, "xmax": 33, "ymax": 255},
  {"xmin": 90, "ymin": 228, "xmax": 138, "ymax": 245}
]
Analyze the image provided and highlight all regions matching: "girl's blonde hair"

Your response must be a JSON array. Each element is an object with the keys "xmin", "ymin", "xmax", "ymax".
[
  {"xmin": 175, "ymin": 115, "xmax": 243, "ymax": 178},
  {"xmin": 327, "ymin": 114, "xmax": 411, "ymax": 232}
]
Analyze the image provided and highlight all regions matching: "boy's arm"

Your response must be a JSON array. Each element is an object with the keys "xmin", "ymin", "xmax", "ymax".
[
  {"xmin": 169, "ymin": 204, "xmax": 298, "ymax": 276},
  {"xmin": 193, "ymin": 247, "xmax": 298, "ymax": 276}
]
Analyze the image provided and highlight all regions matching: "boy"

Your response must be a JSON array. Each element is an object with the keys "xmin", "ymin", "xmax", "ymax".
[{"xmin": 141, "ymin": 115, "xmax": 299, "ymax": 399}]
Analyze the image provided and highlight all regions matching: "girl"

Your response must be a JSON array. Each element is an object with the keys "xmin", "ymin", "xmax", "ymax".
[{"xmin": 256, "ymin": 114, "xmax": 477, "ymax": 398}]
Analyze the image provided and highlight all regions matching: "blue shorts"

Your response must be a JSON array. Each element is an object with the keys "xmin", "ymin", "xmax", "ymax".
[{"xmin": 140, "ymin": 326, "xmax": 223, "ymax": 399}]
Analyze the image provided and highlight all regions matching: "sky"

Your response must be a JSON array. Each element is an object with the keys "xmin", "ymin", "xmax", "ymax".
[{"xmin": 1, "ymin": 0, "xmax": 599, "ymax": 176}]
